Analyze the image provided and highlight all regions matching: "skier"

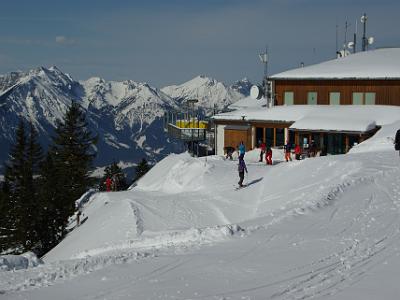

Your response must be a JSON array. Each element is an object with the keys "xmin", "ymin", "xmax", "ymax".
[
  {"xmin": 259, "ymin": 141, "xmax": 266, "ymax": 162},
  {"xmin": 294, "ymin": 144, "xmax": 302, "ymax": 160},
  {"xmin": 395, "ymin": 129, "xmax": 400, "ymax": 156},
  {"xmin": 238, "ymin": 141, "xmax": 245, "ymax": 159},
  {"xmin": 309, "ymin": 140, "xmax": 317, "ymax": 157},
  {"xmin": 76, "ymin": 205, "xmax": 82, "ymax": 226},
  {"xmin": 238, "ymin": 156, "xmax": 248, "ymax": 187},
  {"xmin": 224, "ymin": 146, "xmax": 235, "ymax": 160},
  {"xmin": 284, "ymin": 141, "xmax": 292, "ymax": 162},
  {"xmin": 265, "ymin": 146, "xmax": 273, "ymax": 165},
  {"xmin": 105, "ymin": 177, "xmax": 113, "ymax": 192}
]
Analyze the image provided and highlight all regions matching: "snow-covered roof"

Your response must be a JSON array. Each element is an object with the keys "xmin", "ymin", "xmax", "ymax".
[
  {"xmin": 290, "ymin": 116, "xmax": 376, "ymax": 132},
  {"xmin": 270, "ymin": 48, "xmax": 400, "ymax": 80},
  {"xmin": 213, "ymin": 104, "xmax": 400, "ymax": 132}
]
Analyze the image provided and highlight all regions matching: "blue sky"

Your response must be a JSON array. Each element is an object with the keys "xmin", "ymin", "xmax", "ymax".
[{"xmin": 0, "ymin": 0, "xmax": 399, "ymax": 87}]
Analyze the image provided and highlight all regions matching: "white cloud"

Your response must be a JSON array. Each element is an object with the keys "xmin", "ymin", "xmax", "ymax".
[{"xmin": 55, "ymin": 35, "xmax": 75, "ymax": 45}]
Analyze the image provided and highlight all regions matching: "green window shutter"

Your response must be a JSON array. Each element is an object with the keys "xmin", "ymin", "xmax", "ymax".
[
  {"xmin": 284, "ymin": 92, "xmax": 294, "ymax": 105},
  {"xmin": 307, "ymin": 92, "xmax": 317, "ymax": 105},
  {"xmin": 352, "ymin": 92, "xmax": 363, "ymax": 105},
  {"xmin": 329, "ymin": 92, "xmax": 340, "ymax": 105},
  {"xmin": 365, "ymin": 92, "xmax": 376, "ymax": 105}
]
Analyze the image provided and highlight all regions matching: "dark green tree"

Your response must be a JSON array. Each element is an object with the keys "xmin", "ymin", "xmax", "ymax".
[
  {"xmin": 0, "ymin": 180, "xmax": 13, "ymax": 252},
  {"xmin": 135, "ymin": 158, "xmax": 151, "ymax": 182},
  {"xmin": 99, "ymin": 161, "xmax": 128, "ymax": 191},
  {"xmin": 1, "ymin": 120, "xmax": 43, "ymax": 253},
  {"xmin": 48, "ymin": 102, "xmax": 97, "ymax": 236},
  {"xmin": 37, "ymin": 152, "xmax": 63, "ymax": 253}
]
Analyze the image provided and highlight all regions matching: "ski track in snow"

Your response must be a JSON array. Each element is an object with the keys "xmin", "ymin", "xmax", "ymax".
[{"xmin": 2, "ymin": 147, "xmax": 400, "ymax": 299}]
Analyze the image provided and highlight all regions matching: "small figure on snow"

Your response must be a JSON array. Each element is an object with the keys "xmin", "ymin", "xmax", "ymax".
[
  {"xmin": 309, "ymin": 140, "xmax": 317, "ymax": 157},
  {"xmin": 294, "ymin": 144, "xmax": 302, "ymax": 160},
  {"xmin": 259, "ymin": 141, "xmax": 266, "ymax": 162},
  {"xmin": 76, "ymin": 204, "xmax": 83, "ymax": 226},
  {"xmin": 224, "ymin": 146, "xmax": 235, "ymax": 160},
  {"xmin": 395, "ymin": 129, "xmax": 400, "ymax": 156},
  {"xmin": 105, "ymin": 177, "xmax": 113, "ymax": 192},
  {"xmin": 238, "ymin": 156, "xmax": 248, "ymax": 187},
  {"xmin": 284, "ymin": 141, "xmax": 292, "ymax": 162},
  {"xmin": 265, "ymin": 146, "xmax": 273, "ymax": 165}
]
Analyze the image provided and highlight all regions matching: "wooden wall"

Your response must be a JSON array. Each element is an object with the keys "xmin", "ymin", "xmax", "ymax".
[
  {"xmin": 273, "ymin": 79, "xmax": 400, "ymax": 106},
  {"xmin": 224, "ymin": 128, "xmax": 252, "ymax": 151}
]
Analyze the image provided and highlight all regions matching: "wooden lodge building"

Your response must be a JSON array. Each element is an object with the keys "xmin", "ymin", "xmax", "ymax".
[{"xmin": 213, "ymin": 48, "xmax": 400, "ymax": 156}]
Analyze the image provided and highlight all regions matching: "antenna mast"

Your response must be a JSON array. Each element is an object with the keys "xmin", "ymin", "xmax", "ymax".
[
  {"xmin": 353, "ymin": 19, "xmax": 357, "ymax": 53},
  {"xmin": 361, "ymin": 13, "xmax": 367, "ymax": 51}
]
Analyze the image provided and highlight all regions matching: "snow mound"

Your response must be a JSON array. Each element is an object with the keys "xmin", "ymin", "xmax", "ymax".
[
  {"xmin": 0, "ymin": 252, "xmax": 43, "ymax": 271},
  {"xmin": 349, "ymin": 120, "xmax": 400, "ymax": 154},
  {"xmin": 135, "ymin": 152, "xmax": 211, "ymax": 193},
  {"xmin": 44, "ymin": 193, "xmax": 141, "ymax": 263}
]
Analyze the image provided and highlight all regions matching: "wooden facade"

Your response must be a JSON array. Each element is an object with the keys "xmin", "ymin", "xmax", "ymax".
[{"xmin": 274, "ymin": 79, "xmax": 400, "ymax": 106}]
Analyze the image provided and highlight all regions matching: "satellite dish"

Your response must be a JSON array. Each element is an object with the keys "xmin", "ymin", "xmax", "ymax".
[
  {"xmin": 250, "ymin": 85, "xmax": 263, "ymax": 100},
  {"xmin": 361, "ymin": 15, "xmax": 367, "ymax": 23},
  {"xmin": 368, "ymin": 37, "xmax": 374, "ymax": 45}
]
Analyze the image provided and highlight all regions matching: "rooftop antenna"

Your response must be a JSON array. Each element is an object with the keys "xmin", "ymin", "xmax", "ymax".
[
  {"xmin": 353, "ymin": 18, "xmax": 357, "ymax": 53},
  {"xmin": 361, "ymin": 13, "xmax": 367, "ymax": 51},
  {"xmin": 361, "ymin": 13, "xmax": 374, "ymax": 51},
  {"xmin": 258, "ymin": 46, "xmax": 270, "ymax": 105},
  {"xmin": 343, "ymin": 21, "xmax": 351, "ymax": 55},
  {"xmin": 335, "ymin": 23, "xmax": 339, "ymax": 55}
]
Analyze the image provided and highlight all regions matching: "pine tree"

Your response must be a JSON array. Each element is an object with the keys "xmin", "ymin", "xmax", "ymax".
[
  {"xmin": 135, "ymin": 158, "xmax": 151, "ymax": 181},
  {"xmin": 37, "ymin": 152, "xmax": 63, "ymax": 252},
  {"xmin": 24, "ymin": 122, "xmax": 44, "ymax": 251},
  {"xmin": 2, "ymin": 120, "xmax": 44, "ymax": 253},
  {"xmin": 0, "ymin": 180, "xmax": 13, "ymax": 252},
  {"xmin": 49, "ymin": 102, "xmax": 97, "ymax": 236},
  {"xmin": 3, "ymin": 121, "xmax": 28, "ymax": 252},
  {"xmin": 99, "ymin": 161, "xmax": 127, "ymax": 191}
]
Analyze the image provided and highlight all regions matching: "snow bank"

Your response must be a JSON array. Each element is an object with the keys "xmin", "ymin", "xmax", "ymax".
[
  {"xmin": 135, "ymin": 152, "xmax": 211, "ymax": 193},
  {"xmin": 44, "ymin": 193, "xmax": 141, "ymax": 263},
  {"xmin": 0, "ymin": 252, "xmax": 43, "ymax": 271},
  {"xmin": 350, "ymin": 120, "xmax": 400, "ymax": 153}
]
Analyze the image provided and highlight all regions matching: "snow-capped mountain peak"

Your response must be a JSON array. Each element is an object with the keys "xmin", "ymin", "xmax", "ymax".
[{"xmin": 161, "ymin": 75, "xmax": 251, "ymax": 114}]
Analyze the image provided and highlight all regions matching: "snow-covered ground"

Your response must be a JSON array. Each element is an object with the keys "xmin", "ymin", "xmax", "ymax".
[{"xmin": 1, "ymin": 121, "xmax": 400, "ymax": 299}]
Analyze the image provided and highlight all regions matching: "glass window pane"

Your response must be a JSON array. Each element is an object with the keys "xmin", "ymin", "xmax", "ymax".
[
  {"xmin": 307, "ymin": 92, "xmax": 317, "ymax": 105},
  {"xmin": 352, "ymin": 92, "xmax": 363, "ymax": 105},
  {"xmin": 265, "ymin": 128, "xmax": 274, "ymax": 147},
  {"xmin": 365, "ymin": 92, "xmax": 376, "ymax": 105},
  {"xmin": 284, "ymin": 92, "xmax": 294, "ymax": 105},
  {"xmin": 329, "ymin": 92, "xmax": 340, "ymax": 105},
  {"xmin": 276, "ymin": 128, "xmax": 285, "ymax": 146}
]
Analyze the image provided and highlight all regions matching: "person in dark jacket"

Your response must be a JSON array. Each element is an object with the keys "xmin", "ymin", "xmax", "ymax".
[
  {"xmin": 284, "ymin": 142, "xmax": 292, "ymax": 162},
  {"xmin": 238, "ymin": 156, "xmax": 248, "ymax": 187},
  {"xmin": 224, "ymin": 146, "xmax": 235, "ymax": 160},
  {"xmin": 395, "ymin": 129, "xmax": 400, "ymax": 155}
]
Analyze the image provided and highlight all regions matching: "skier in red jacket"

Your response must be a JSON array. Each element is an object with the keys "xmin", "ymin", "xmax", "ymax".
[
  {"xmin": 105, "ymin": 177, "xmax": 113, "ymax": 192},
  {"xmin": 265, "ymin": 147, "xmax": 273, "ymax": 165},
  {"xmin": 294, "ymin": 144, "xmax": 302, "ymax": 160}
]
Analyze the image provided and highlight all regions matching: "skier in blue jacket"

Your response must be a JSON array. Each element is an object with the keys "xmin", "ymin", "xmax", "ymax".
[{"xmin": 238, "ymin": 141, "xmax": 246, "ymax": 159}]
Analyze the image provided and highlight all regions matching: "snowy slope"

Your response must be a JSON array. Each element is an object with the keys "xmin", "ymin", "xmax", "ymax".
[{"xmin": 2, "ymin": 119, "xmax": 400, "ymax": 299}]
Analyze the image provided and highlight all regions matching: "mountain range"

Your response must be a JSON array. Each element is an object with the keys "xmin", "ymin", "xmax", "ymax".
[{"xmin": 0, "ymin": 66, "xmax": 251, "ymax": 174}]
